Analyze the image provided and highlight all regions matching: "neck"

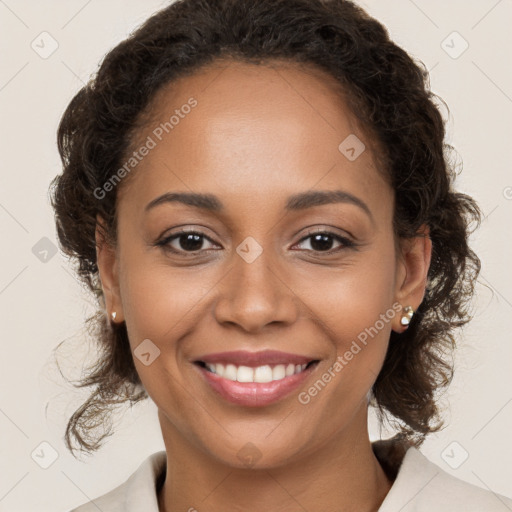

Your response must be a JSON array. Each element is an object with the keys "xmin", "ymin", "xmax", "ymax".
[{"xmin": 157, "ymin": 404, "xmax": 394, "ymax": 512}]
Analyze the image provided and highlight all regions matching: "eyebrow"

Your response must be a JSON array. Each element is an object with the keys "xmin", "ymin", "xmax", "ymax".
[{"xmin": 144, "ymin": 190, "xmax": 373, "ymax": 221}]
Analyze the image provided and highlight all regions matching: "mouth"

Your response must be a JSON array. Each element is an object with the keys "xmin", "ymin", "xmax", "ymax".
[
  {"xmin": 194, "ymin": 359, "xmax": 319, "ymax": 383},
  {"xmin": 192, "ymin": 351, "xmax": 321, "ymax": 406}
]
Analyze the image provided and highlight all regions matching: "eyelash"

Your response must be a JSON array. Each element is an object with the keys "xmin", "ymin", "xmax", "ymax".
[{"xmin": 155, "ymin": 228, "xmax": 356, "ymax": 256}]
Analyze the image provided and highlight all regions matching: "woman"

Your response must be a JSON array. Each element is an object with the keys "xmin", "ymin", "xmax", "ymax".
[{"xmin": 50, "ymin": 0, "xmax": 512, "ymax": 510}]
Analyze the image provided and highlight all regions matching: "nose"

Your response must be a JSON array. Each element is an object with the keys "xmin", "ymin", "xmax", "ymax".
[{"xmin": 213, "ymin": 251, "xmax": 299, "ymax": 334}]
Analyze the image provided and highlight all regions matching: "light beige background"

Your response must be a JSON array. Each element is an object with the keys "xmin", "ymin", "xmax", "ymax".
[{"xmin": 0, "ymin": 1, "xmax": 511, "ymax": 511}]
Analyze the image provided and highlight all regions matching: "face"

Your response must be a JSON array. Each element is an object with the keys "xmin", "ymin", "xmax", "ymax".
[{"xmin": 97, "ymin": 59, "xmax": 430, "ymax": 468}]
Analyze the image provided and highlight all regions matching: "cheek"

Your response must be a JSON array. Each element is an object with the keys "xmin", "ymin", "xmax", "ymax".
[
  {"xmin": 118, "ymin": 259, "xmax": 208, "ymax": 412},
  {"xmin": 310, "ymin": 239, "xmax": 396, "ymax": 339},
  {"xmin": 119, "ymin": 255, "xmax": 211, "ymax": 346},
  {"xmin": 302, "ymin": 241, "xmax": 397, "ymax": 395}
]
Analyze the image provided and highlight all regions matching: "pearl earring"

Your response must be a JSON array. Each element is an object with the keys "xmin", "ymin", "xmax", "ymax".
[
  {"xmin": 400, "ymin": 306, "xmax": 414, "ymax": 326},
  {"xmin": 111, "ymin": 311, "xmax": 117, "ymax": 321}
]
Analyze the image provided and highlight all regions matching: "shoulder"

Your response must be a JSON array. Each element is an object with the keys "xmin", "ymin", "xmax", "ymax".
[
  {"xmin": 68, "ymin": 451, "xmax": 167, "ymax": 512},
  {"xmin": 378, "ymin": 445, "xmax": 512, "ymax": 512}
]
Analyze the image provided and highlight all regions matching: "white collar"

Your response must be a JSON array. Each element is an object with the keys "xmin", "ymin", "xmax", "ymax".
[{"xmin": 73, "ymin": 444, "xmax": 512, "ymax": 511}]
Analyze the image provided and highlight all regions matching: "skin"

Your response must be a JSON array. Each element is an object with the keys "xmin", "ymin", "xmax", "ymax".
[{"xmin": 96, "ymin": 59, "xmax": 432, "ymax": 512}]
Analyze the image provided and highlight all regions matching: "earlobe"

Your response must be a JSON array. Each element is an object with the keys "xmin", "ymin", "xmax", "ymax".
[
  {"xmin": 392, "ymin": 225, "xmax": 432, "ymax": 333},
  {"xmin": 95, "ymin": 215, "xmax": 124, "ymax": 324}
]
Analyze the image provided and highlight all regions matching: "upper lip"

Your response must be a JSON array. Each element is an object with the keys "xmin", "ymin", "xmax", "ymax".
[{"xmin": 194, "ymin": 350, "xmax": 317, "ymax": 367}]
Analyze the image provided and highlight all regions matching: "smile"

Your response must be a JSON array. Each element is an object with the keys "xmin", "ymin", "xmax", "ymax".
[
  {"xmin": 193, "ymin": 350, "xmax": 321, "ymax": 407},
  {"xmin": 197, "ymin": 361, "xmax": 316, "ymax": 383}
]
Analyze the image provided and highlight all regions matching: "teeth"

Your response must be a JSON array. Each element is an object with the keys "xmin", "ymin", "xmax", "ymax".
[
  {"xmin": 272, "ymin": 364, "xmax": 285, "ymax": 380},
  {"xmin": 237, "ymin": 365, "xmax": 254, "ymax": 382},
  {"xmin": 204, "ymin": 362, "xmax": 312, "ymax": 382},
  {"xmin": 285, "ymin": 363, "xmax": 295, "ymax": 377},
  {"xmin": 254, "ymin": 365, "xmax": 273, "ymax": 383},
  {"xmin": 224, "ymin": 364, "xmax": 238, "ymax": 381}
]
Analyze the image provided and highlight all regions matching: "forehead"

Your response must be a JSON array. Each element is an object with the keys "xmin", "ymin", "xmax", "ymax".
[{"xmin": 117, "ymin": 58, "xmax": 390, "ymax": 218}]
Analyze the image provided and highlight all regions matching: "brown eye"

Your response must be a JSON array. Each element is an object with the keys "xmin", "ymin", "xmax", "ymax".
[
  {"xmin": 157, "ymin": 230, "xmax": 218, "ymax": 254},
  {"xmin": 294, "ymin": 231, "xmax": 355, "ymax": 254}
]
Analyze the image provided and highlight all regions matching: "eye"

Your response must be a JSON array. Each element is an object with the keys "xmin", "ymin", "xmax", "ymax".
[
  {"xmin": 155, "ymin": 228, "xmax": 356, "ymax": 256},
  {"xmin": 293, "ymin": 230, "xmax": 355, "ymax": 254},
  {"xmin": 156, "ymin": 230, "xmax": 218, "ymax": 254}
]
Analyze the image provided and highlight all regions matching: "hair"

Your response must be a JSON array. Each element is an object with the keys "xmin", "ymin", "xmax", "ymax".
[{"xmin": 50, "ymin": 0, "xmax": 481, "ymax": 457}]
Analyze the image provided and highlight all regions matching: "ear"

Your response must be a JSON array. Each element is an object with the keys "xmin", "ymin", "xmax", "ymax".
[
  {"xmin": 392, "ymin": 224, "xmax": 432, "ymax": 333},
  {"xmin": 95, "ymin": 215, "xmax": 124, "ymax": 323}
]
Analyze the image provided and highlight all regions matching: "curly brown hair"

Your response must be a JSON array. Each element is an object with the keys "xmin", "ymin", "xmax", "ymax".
[{"xmin": 49, "ymin": 0, "xmax": 481, "ymax": 457}]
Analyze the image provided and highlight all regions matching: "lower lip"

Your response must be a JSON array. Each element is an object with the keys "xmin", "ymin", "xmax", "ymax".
[{"xmin": 195, "ymin": 362, "xmax": 318, "ymax": 407}]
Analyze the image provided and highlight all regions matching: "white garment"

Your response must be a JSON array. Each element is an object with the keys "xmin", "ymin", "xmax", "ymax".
[{"xmin": 69, "ymin": 446, "xmax": 512, "ymax": 511}]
